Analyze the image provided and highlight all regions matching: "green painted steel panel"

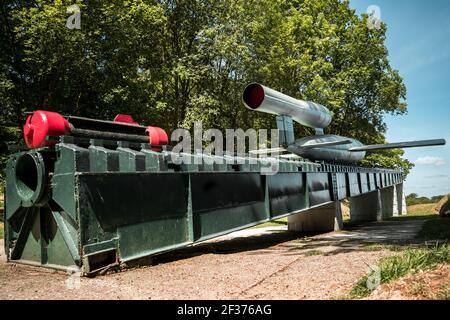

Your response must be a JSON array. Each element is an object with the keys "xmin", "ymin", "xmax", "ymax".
[
  {"xmin": 19, "ymin": 211, "xmax": 42, "ymax": 263},
  {"xmin": 335, "ymin": 173, "xmax": 348, "ymax": 200},
  {"xmin": 5, "ymin": 155, "xmax": 27, "ymax": 216},
  {"xmin": 348, "ymin": 173, "xmax": 360, "ymax": 197},
  {"xmin": 191, "ymin": 173, "xmax": 264, "ymax": 212},
  {"xmin": 375, "ymin": 173, "xmax": 381, "ymax": 189},
  {"xmin": 307, "ymin": 173, "xmax": 332, "ymax": 206},
  {"xmin": 52, "ymin": 174, "xmax": 77, "ymax": 220},
  {"xmin": 360, "ymin": 173, "xmax": 369, "ymax": 193},
  {"xmin": 268, "ymin": 173, "xmax": 308, "ymax": 217},
  {"xmin": 117, "ymin": 147, "xmax": 146, "ymax": 172},
  {"xmin": 191, "ymin": 173, "xmax": 267, "ymax": 240},
  {"xmin": 193, "ymin": 204, "xmax": 268, "ymax": 241},
  {"xmin": 118, "ymin": 218, "xmax": 191, "ymax": 261},
  {"xmin": 83, "ymin": 238, "xmax": 118, "ymax": 256},
  {"xmin": 77, "ymin": 173, "xmax": 189, "ymax": 231},
  {"xmin": 45, "ymin": 213, "xmax": 78, "ymax": 267},
  {"xmin": 368, "ymin": 173, "xmax": 376, "ymax": 191},
  {"xmin": 89, "ymin": 145, "xmax": 119, "ymax": 172},
  {"xmin": 55, "ymin": 143, "xmax": 90, "ymax": 173}
]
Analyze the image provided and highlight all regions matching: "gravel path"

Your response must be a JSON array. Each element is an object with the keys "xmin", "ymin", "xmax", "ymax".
[{"xmin": 0, "ymin": 220, "xmax": 424, "ymax": 300}]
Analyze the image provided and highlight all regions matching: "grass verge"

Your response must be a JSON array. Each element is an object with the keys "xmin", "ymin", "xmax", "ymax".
[
  {"xmin": 349, "ymin": 204, "xmax": 450, "ymax": 299},
  {"xmin": 360, "ymin": 243, "xmax": 407, "ymax": 252},
  {"xmin": 0, "ymin": 222, "xmax": 3, "ymax": 239},
  {"xmin": 349, "ymin": 206, "xmax": 450, "ymax": 299},
  {"xmin": 349, "ymin": 244, "xmax": 450, "ymax": 299}
]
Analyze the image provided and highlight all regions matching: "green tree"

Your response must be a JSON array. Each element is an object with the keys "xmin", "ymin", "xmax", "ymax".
[
  {"xmin": 0, "ymin": 0, "xmax": 168, "ymax": 184},
  {"xmin": 0, "ymin": 0, "xmax": 413, "ymax": 183}
]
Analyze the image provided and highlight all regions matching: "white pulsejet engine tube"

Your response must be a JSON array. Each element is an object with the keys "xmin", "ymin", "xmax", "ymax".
[{"xmin": 242, "ymin": 83, "xmax": 332, "ymax": 131}]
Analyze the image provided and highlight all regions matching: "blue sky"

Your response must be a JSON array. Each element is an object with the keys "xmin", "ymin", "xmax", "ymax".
[{"xmin": 349, "ymin": 0, "xmax": 450, "ymax": 197}]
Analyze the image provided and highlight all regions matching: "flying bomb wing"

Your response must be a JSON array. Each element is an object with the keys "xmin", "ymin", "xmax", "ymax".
[
  {"xmin": 348, "ymin": 139, "xmax": 446, "ymax": 152},
  {"xmin": 300, "ymin": 139, "xmax": 353, "ymax": 149},
  {"xmin": 250, "ymin": 140, "xmax": 352, "ymax": 155},
  {"xmin": 249, "ymin": 147, "xmax": 288, "ymax": 155},
  {"xmin": 278, "ymin": 154, "xmax": 302, "ymax": 159}
]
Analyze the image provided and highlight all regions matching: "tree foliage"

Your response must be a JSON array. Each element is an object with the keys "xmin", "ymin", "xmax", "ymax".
[{"xmin": 0, "ymin": 0, "xmax": 412, "ymax": 181}]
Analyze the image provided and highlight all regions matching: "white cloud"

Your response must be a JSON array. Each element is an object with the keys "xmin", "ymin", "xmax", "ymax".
[{"xmin": 414, "ymin": 156, "xmax": 446, "ymax": 166}]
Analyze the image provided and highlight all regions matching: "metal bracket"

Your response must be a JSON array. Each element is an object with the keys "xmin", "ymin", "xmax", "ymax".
[{"xmin": 276, "ymin": 115, "xmax": 295, "ymax": 147}]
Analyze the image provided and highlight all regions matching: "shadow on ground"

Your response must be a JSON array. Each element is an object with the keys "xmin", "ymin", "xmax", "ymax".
[
  {"xmin": 129, "ymin": 229, "xmax": 302, "ymax": 267},
  {"xmin": 129, "ymin": 219, "xmax": 427, "ymax": 268}
]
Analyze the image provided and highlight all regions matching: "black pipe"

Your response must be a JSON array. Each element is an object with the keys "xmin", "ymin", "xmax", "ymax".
[{"xmin": 69, "ymin": 127, "xmax": 149, "ymax": 143}]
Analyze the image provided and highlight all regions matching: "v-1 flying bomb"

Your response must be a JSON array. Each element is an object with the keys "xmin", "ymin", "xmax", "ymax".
[{"xmin": 243, "ymin": 83, "xmax": 446, "ymax": 164}]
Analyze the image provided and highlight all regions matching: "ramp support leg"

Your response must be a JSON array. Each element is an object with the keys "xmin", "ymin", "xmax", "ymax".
[
  {"xmin": 287, "ymin": 201, "xmax": 343, "ymax": 233},
  {"xmin": 380, "ymin": 186, "xmax": 396, "ymax": 219},
  {"xmin": 395, "ymin": 183, "xmax": 408, "ymax": 216},
  {"xmin": 349, "ymin": 190, "xmax": 382, "ymax": 223}
]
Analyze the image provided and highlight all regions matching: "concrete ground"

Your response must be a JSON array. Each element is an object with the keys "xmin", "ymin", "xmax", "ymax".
[{"xmin": 0, "ymin": 219, "xmax": 424, "ymax": 300}]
